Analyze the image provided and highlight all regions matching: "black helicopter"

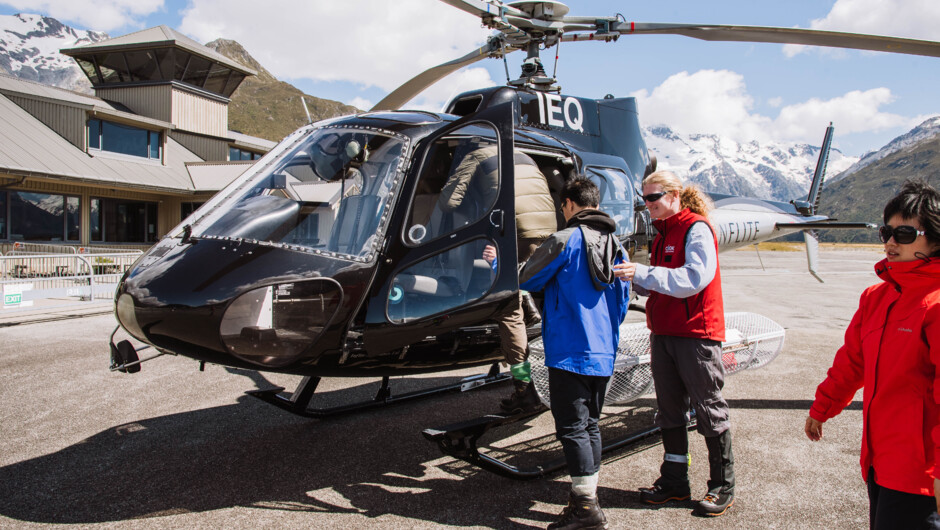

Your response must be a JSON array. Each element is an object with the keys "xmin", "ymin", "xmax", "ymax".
[{"xmin": 110, "ymin": 1, "xmax": 940, "ymax": 428}]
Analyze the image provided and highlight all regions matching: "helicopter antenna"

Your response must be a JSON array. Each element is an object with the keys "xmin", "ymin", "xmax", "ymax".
[
  {"xmin": 551, "ymin": 38, "xmax": 560, "ymax": 80},
  {"xmin": 301, "ymin": 97, "xmax": 313, "ymax": 124}
]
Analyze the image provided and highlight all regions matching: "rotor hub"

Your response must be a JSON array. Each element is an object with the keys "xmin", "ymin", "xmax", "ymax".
[{"xmin": 506, "ymin": 1, "xmax": 569, "ymax": 20}]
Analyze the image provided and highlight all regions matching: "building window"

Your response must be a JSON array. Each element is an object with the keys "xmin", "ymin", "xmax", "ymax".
[
  {"xmin": 7, "ymin": 192, "xmax": 80, "ymax": 242},
  {"xmin": 229, "ymin": 147, "xmax": 262, "ymax": 161},
  {"xmin": 0, "ymin": 191, "xmax": 6, "ymax": 240},
  {"xmin": 88, "ymin": 118, "xmax": 162, "ymax": 160},
  {"xmin": 91, "ymin": 198, "xmax": 158, "ymax": 243},
  {"xmin": 181, "ymin": 201, "xmax": 205, "ymax": 219}
]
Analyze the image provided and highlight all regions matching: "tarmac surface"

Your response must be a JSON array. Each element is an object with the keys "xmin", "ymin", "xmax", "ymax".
[{"xmin": 0, "ymin": 247, "xmax": 880, "ymax": 529}]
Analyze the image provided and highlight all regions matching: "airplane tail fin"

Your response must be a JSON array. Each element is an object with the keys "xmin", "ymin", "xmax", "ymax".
[
  {"xmin": 787, "ymin": 123, "xmax": 833, "ymax": 282},
  {"xmin": 807, "ymin": 123, "xmax": 834, "ymax": 215},
  {"xmin": 803, "ymin": 229, "xmax": 823, "ymax": 283}
]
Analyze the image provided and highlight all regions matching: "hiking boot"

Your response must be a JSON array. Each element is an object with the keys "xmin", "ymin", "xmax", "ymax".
[
  {"xmin": 547, "ymin": 493, "xmax": 608, "ymax": 530},
  {"xmin": 693, "ymin": 429, "xmax": 735, "ymax": 517},
  {"xmin": 639, "ymin": 482, "xmax": 691, "ymax": 505},
  {"xmin": 693, "ymin": 491, "xmax": 734, "ymax": 517},
  {"xmin": 640, "ymin": 426, "xmax": 691, "ymax": 504},
  {"xmin": 500, "ymin": 379, "xmax": 544, "ymax": 414}
]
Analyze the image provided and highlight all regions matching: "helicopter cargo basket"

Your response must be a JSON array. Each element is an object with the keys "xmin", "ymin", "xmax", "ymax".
[{"xmin": 529, "ymin": 311, "xmax": 786, "ymax": 407}]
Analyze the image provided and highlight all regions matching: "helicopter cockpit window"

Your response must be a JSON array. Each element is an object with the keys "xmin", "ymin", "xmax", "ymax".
[
  {"xmin": 388, "ymin": 238, "xmax": 498, "ymax": 323},
  {"xmin": 193, "ymin": 126, "xmax": 408, "ymax": 261},
  {"xmin": 586, "ymin": 167, "xmax": 635, "ymax": 237},
  {"xmin": 406, "ymin": 124, "xmax": 500, "ymax": 246}
]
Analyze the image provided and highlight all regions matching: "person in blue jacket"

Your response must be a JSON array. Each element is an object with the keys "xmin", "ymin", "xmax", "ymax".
[{"xmin": 519, "ymin": 177, "xmax": 630, "ymax": 530}]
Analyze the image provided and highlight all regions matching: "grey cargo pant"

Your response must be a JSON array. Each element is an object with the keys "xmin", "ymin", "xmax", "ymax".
[{"xmin": 650, "ymin": 334, "xmax": 730, "ymax": 437}]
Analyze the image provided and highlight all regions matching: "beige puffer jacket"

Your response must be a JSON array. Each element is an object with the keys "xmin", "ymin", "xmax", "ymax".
[{"xmin": 514, "ymin": 151, "xmax": 557, "ymax": 239}]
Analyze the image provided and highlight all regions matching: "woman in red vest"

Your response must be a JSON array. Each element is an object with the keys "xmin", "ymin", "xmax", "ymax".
[
  {"xmin": 615, "ymin": 170, "xmax": 733, "ymax": 517},
  {"xmin": 806, "ymin": 179, "xmax": 940, "ymax": 528}
]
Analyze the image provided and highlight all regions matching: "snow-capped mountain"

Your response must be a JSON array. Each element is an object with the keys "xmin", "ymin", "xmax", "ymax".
[
  {"xmin": 0, "ymin": 13, "xmax": 107, "ymax": 93},
  {"xmin": 835, "ymin": 116, "xmax": 940, "ymax": 181},
  {"xmin": 644, "ymin": 126, "xmax": 858, "ymax": 202}
]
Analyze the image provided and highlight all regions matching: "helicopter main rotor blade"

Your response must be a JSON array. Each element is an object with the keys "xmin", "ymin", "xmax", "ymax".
[
  {"xmin": 608, "ymin": 22, "xmax": 940, "ymax": 58},
  {"xmin": 436, "ymin": 0, "xmax": 527, "ymax": 20},
  {"xmin": 370, "ymin": 36, "xmax": 515, "ymax": 112}
]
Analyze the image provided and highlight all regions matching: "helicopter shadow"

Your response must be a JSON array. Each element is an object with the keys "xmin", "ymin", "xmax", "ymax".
[{"xmin": 0, "ymin": 368, "xmax": 613, "ymax": 527}]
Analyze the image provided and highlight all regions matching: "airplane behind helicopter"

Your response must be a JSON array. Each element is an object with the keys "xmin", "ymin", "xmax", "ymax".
[{"xmin": 108, "ymin": 1, "xmax": 940, "ymax": 452}]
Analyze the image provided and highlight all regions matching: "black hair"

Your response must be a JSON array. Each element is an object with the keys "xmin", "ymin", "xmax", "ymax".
[
  {"xmin": 561, "ymin": 177, "xmax": 600, "ymax": 208},
  {"xmin": 883, "ymin": 178, "xmax": 940, "ymax": 257}
]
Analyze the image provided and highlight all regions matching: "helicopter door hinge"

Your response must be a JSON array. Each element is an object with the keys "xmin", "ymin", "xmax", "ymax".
[{"xmin": 489, "ymin": 209, "xmax": 505, "ymax": 235}]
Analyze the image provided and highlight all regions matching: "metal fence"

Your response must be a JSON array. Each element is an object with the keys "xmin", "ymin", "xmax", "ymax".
[{"xmin": 0, "ymin": 249, "xmax": 142, "ymax": 311}]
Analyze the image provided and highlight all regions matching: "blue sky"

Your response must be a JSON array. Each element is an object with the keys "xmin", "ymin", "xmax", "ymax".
[{"xmin": 3, "ymin": 0, "xmax": 939, "ymax": 156}]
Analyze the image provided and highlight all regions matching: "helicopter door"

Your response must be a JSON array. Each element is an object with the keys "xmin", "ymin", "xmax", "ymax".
[{"xmin": 363, "ymin": 104, "xmax": 517, "ymax": 355}]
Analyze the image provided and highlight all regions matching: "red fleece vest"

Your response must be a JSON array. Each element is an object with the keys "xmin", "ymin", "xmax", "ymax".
[{"xmin": 647, "ymin": 208, "xmax": 725, "ymax": 341}]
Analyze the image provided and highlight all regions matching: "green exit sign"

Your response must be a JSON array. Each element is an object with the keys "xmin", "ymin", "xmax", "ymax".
[{"xmin": 4, "ymin": 293, "xmax": 22, "ymax": 305}]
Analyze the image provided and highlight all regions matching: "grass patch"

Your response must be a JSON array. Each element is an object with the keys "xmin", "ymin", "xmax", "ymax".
[{"xmin": 735, "ymin": 242, "xmax": 883, "ymax": 252}]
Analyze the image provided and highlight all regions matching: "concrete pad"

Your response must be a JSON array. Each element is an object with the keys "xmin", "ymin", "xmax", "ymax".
[{"xmin": 0, "ymin": 247, "xmax": 881, "ymax": 528}]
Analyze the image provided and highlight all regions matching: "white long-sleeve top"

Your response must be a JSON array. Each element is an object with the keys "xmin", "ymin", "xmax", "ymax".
[{"xmin": 631, "ymin": 222, "xmax": 717, "ymax": 299}]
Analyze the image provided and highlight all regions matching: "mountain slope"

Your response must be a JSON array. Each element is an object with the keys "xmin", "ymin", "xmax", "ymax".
[
  {"xmin": 645, "ymin": 126, "xmax": 857, "ymax": 202},
  {"xmin": 818, "ymin": 131, "xmax": 940, "ymax": 242},
  {"xmin": 834, "ymin": 116, "xmax": 940, "ymax": 182},
  {"xmin": 206, "ymin": 39, "xmax": 360, "ymax": 142},
  {"xmin": 0, "ymin": 13, "xmax": 106, "ymax": 92}
]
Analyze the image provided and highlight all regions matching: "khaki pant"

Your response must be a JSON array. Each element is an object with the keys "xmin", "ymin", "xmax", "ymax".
[{"xmin": 497, "ymin": 237, "xmax": 545, "ymax": 366}]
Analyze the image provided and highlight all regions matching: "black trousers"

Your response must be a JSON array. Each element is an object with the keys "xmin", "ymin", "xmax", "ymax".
[
  {"xmin": 867, "ymin": 468, "xmax": 940, "ymax": 530},
  {"xmin": 548, "ymin": 367, "xmax": 610, "ymax": 477}
]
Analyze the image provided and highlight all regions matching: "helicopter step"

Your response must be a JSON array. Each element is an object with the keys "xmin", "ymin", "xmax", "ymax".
[
  {"xmin": 423, "ymin": 410, "xmax": 697, "ymax": 480},
  {"xmin": 246, "ymin": 362, "xmax": 511, "ymax": 418}
]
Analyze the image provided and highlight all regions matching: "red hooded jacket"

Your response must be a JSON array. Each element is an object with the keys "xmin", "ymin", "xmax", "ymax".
[{"xmin": 810, "ymin": 257, "xmax": 940, "ymax": 495}]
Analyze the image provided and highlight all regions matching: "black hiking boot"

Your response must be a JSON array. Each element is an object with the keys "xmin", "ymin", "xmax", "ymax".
[
  {"xmin": 693, "ymin": 492, "xmax": 734, "ymax": 517},
  {"xmin": 693, "ymin": 429, "xmax": 735, "ymax": 517},
  {"xmin": 640, "ymin": 426, "xmax": 691, "ymax": 504},
  {"xmin": 639, "ymin": 482, "xmax": 691, "ymax": 504},
  {"xmin": 547, "ymin": 493, "xmax": 608, "ymax": 530},
  {"xmin": 500, "ymin": 379, "xmax": 543, "ymax": 414}
]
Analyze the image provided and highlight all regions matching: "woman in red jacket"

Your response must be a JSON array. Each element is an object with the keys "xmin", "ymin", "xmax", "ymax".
[{"xmin": 805, "ymin": 179, "xmax": 940, "ymax": 529}]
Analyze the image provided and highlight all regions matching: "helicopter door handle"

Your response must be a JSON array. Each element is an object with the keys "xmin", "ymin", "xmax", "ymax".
[{"xmin": 489, "ymin": 209, "xmax": 505, "ymax": 235}]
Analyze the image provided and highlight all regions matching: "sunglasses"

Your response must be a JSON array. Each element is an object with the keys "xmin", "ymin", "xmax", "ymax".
[
  {"xmin": 642, "ymin": 191, "xmax": 668, "ymax": 203},
  {"xmin": 879, "ymin": 225, "xmax": 925, "ymax": 244}
]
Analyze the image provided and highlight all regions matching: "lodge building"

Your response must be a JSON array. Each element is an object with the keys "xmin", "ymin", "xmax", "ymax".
[{"xmin": 0, "ymin": 25, "xmax": 275, "ymax": 250}]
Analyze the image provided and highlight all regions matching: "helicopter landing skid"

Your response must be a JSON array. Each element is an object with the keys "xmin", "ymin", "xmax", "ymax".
[
  {"xmin": 423, "ymin": 413, "xmax": 696, "ymax": 480},
  {"xmin": 246, "ymin": 362, "xmax": 510, "ymax": 418}
]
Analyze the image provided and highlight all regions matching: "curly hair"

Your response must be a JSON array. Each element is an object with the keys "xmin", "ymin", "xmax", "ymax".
[
  {"xmin": 883, "ymin": 178, "xmax": 940, "ymax": 256},
  {"xmin": 642, "ymin": 170, "xmax": 714, "ymax": 217}
]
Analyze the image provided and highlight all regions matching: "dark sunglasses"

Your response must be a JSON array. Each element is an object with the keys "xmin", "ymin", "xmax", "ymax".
[
  {"xmin": 879, "ymin": 225, "xmax": 925, "ymax": 244},
  {"xmin": 642, "ymin": 191, "xmax": 668, "ymax": 203}
]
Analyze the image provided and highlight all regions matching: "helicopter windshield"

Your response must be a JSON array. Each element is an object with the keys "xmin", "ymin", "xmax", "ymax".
[{"xmin": 193, "ymin": 126, "xmax": 408, "ymax": 261}]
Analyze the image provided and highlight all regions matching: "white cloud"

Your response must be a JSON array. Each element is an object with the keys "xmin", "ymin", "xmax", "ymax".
[
  {"xmin": 179, "ymin": 0, "xmax": 493, "ymax": 98},
  {"xmin": 630, "ymin": 70, "xmax": 772, "ymax": 142},
  {"xmin": 348, "ymin": 97, "xmax": 373, "ymax": 112},
  {"xmin": 773, "ymin": 88, "xmax": 914, "ymax": 139},
  {"xmin": 0, "ymin": 0, "xmax": 163, "ymax": 32},
  {"xmin": 632, "ymin": 69, "xmax": 917, "ymax": 144},
  {"xmin": 403, "ymin": 67, "xmax": 496, "ymax": 112},
  {"xmin": 784, "ymin": 0, "xmax": 940, "ymax": 57}
]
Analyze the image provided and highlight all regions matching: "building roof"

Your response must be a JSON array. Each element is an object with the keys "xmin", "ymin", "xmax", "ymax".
[
  {"xmin": 60, "ymin": 25, "xmax": 256, "ymax": 77},
  {"xmin": 186, "ymin": 160, "xmax": 254, "ymax": 191},
  {"xmin": 0, "ymin": 74, "xmax": 174, "ymax": 130},
  {"xmin": 0, "ymin": 92, "xmax": 201, "ymax": 193},
  {"xmin": 228, "ymin": 130, "xmax": 277, "ymax": 152}
]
